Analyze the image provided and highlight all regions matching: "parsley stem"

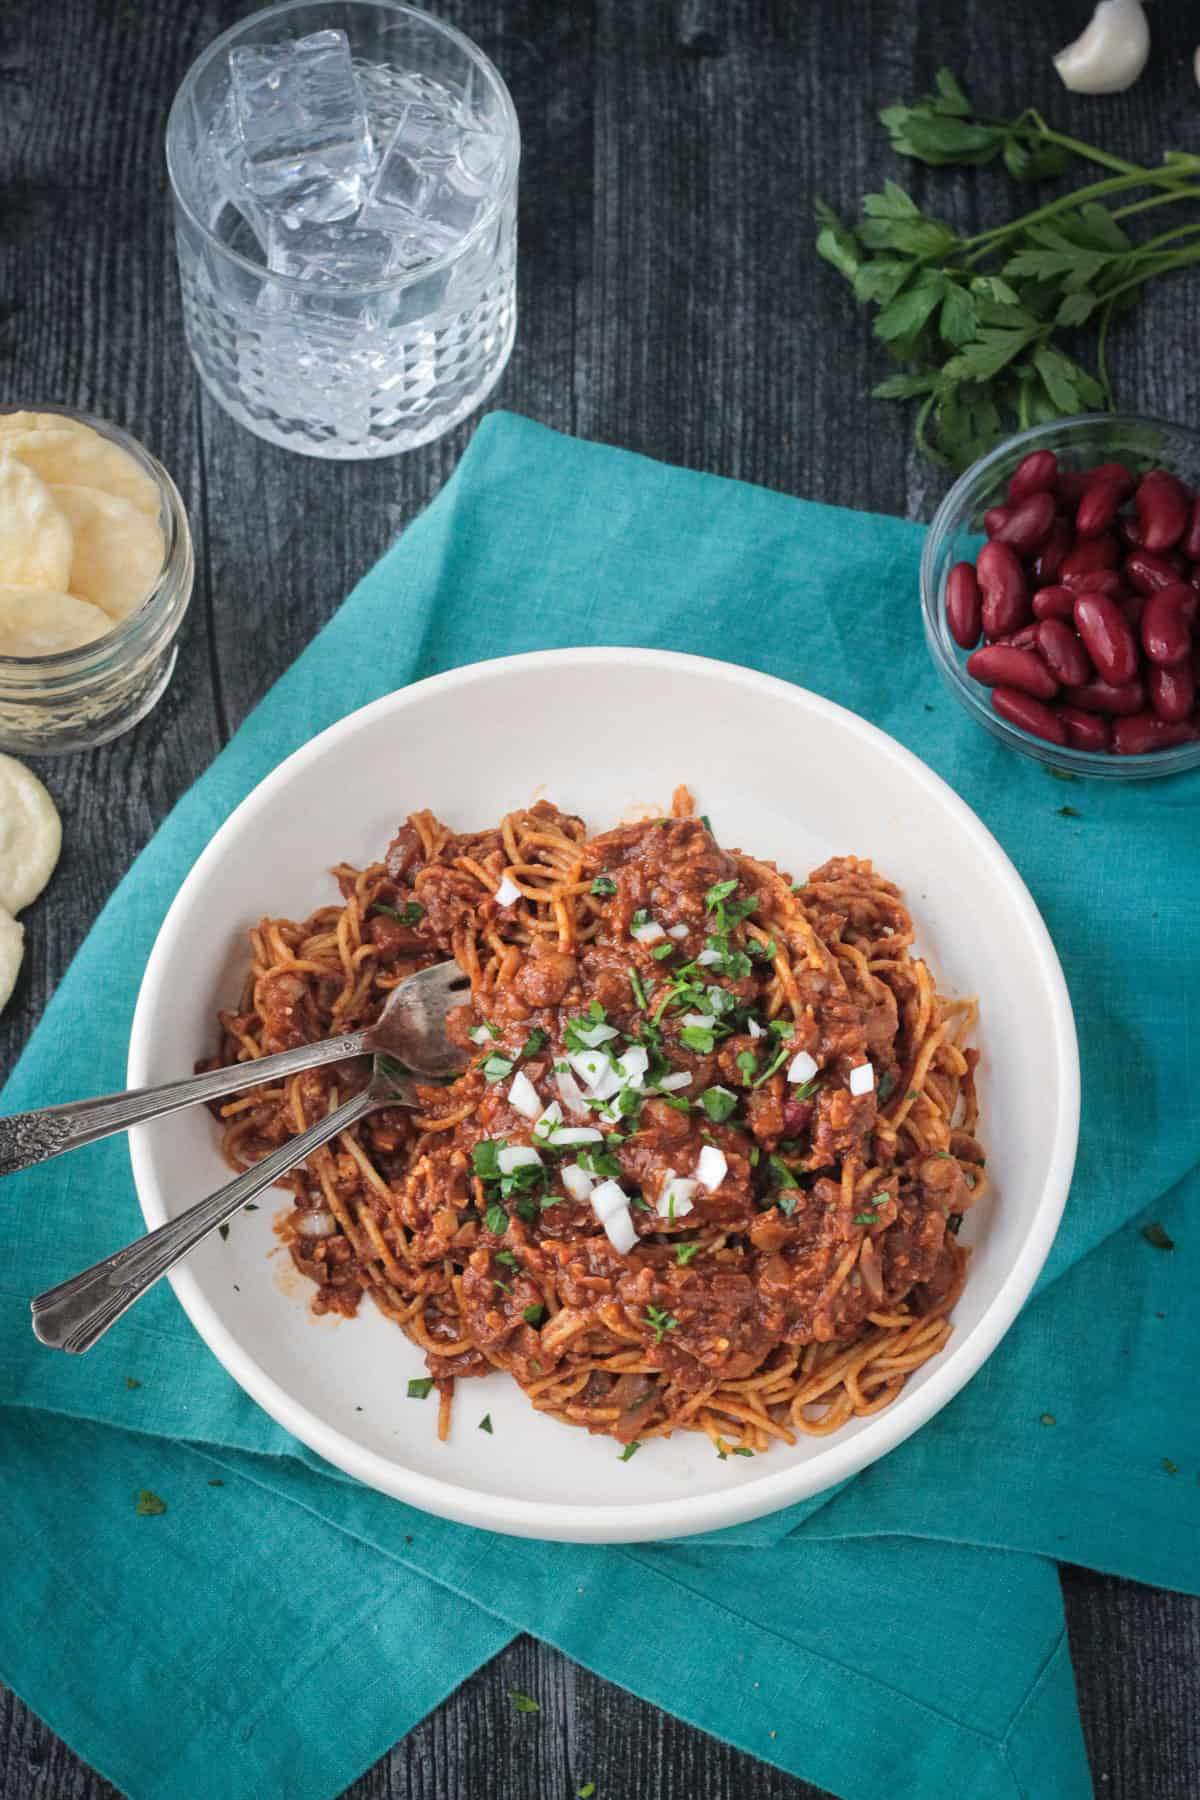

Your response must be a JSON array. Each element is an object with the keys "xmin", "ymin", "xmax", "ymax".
[
  {"xmin": 1096, "ymin": 295, "xmax": 1116, "ymax": 412},
  {"xmin": 1020, "ymin": 113, "xmax": 1148, "ymax": 180},
  {"xmin": 958, "ymin": 170, "xmax": 1195, "ymax": 268},
  {"xmin": 1110, "ymin": 187, "xmax": 1200, "ymax": 225}
]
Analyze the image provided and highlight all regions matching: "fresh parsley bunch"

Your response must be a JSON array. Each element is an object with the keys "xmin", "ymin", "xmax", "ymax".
[{"xmin": 817, "ymin": 70, "xmax": 1200, "ymax": 469}]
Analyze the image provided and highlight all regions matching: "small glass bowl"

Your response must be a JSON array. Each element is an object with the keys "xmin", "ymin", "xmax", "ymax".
[
  {"xmin": 920, "ymin": 413, "xmax": 1200, "ymax": 782},
  {"xmin": 0, "ymin": 408, "xmax": 194, "ymax": 756}
]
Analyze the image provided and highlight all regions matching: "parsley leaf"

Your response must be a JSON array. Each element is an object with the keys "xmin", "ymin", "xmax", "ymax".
[
  {"xmin": 644, "ymin": 1304, "xmax": 678, "ymax": 1344},
  {"xmin": 371, "ymin": 900, "xmax": 423, "ymax": 926},
  {"xmin": 481, "ymin": 1051, "xmax": 514, "ymax": 1084},
  {"xmin": 618, "ymin": 1440, "xmax": 642, "ymax": 1462},
  {"xmin": 135, "ymin": 1490, "xmax": 166, "ymax": 1516},
  {"xmin": 506, "ymin": 1688, "xmax": 539, "ymax": 1714},
  {"xmin": 479, "ymin": 1414, "xmax": 494, "ymax": 1434},
  {"xmin": 700, "ymin": 1085, "xmax": 738, "ymax": 1123},
  {"xmin": 590, "ymin": 875, "xmax": 617, "ymax": 897},
  {"xmin": 675, "ymin": 1242, "xmax": 702, "ymax": 1266},
  {"xmin": 407, "ymin": 1377, "xmax": 435, "ymax": 1399}
]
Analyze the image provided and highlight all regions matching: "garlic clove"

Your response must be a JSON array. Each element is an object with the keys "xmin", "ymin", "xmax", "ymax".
[
  {"xmin": 1054, "ymin": 0, "xmax": 1150, "ymax": 95},
  {"xmin": 1194, "ymin": 44, "xmax": 1200, "ymax": 89}
]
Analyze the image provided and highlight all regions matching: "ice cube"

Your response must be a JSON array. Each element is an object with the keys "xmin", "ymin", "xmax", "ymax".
[
  {"xmin": 267, "ymin": 217, "xmax": 400, "ymax": 285},
  {"xmin": 229, "ymin": 29, "xmax": 373, "ymax": 225},
  {"xmin": 455, "ymin": 129, "xmax": 505, "ymax": 190}
]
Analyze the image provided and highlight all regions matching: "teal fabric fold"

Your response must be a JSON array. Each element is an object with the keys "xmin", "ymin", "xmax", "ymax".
[{"xmin": 1, "ymin": 413, "xmax": 1197, "ymax": 1800}]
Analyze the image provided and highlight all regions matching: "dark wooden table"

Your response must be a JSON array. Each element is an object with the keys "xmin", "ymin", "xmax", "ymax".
[{"xmin": 3, "ymin": 1, "xmax": 1199, "ymax": 1795}]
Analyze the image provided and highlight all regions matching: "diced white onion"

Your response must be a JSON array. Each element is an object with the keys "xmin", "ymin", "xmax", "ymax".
[
  {"xmin": 849, "ymin": 1061, "xmax": 875, "ymax": 1096},
  {"xmin": 747, "ymin": 1017, "xmax": 765, "ymax": 1039},
  {"xmin": 508, "ymin": 1070, "xmax": 541, "ymax": 1118},
  {"xmin": 632, "ymin": 918, "xmax": 665, "ymax": 945},
  {"xmin": 590, "ymin": 1178, "xmax": 628, "ymax": 1223},
  {"xmin": 296, "ymin": 1210, "xmax": 337, "ymax": 1238},
  {"xmin": 658, "ymin": 1070, "xmax": 693, "ymax": 1092},
  {"xmin": 788, "ymin": 1050, "xmax": 818, "ymax": 1085},
  {"xmin": 696, "ymin": 947, "xmax": 721, "ymax": 967},
  {"xmin": 498, "ymin": 1144, "xmax": 543, "ymax": 1175},
  {"xmin": 550, "ymin": 1126, "xmax": 605, "ymax": 1145},
  {"xmin": 668, "ymin": 923, "xmax": 690, "ymax": 941},
  {"xmin": 555, "ymin": 1067, "xmax": 590, "ymax": 1117},
  {"xmin": 604, "ymin": 1207, "xmax": 638, "ymax": 1255},
  {"xmin": 656, "ymin": 1175, "xmax": 697, "ymax": 1219},
  {"xmin": 562, "ymin": 1163, "xmax": 594, "ymax": 1202},
  {"xmin": 569, "ymin": 1049, "xmax": 622, "ymax": 1099},
  {"xmin": 696, "ymin": 1145, "xmax": 728, "ymax": 1191},
  {"xmin": 617, "ymin": 1045, "xmax": 650, "ymax": 1090},
  {"xmin": 469, "ymin": 1024, "xmax": 494, "ymax": 1045},
  {"xmin": 494, "ymin": 873, "xmax": 521, "ymax": 906},
  {"xmin": 532, "ymin": 1100, "xmax": 563, "ymax": 1139},
  {"xmin": 573, "ymin": 1021, "xmax": 619, "ymax": 1048},
  {"xmin": 680, "ymin": 1012, "xmax": 714, "ymax": 1031}
]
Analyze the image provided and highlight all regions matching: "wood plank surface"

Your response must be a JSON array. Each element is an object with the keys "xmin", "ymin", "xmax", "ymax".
[{"xmin": 1, "ymin": 0, "xmax": 1198, "ymax": 1795}]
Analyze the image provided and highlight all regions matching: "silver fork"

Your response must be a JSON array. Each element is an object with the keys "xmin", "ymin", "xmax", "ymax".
[
  {"xmin": 25, "ymin": 960, "xmax": 471, "ymax": 1355},
  {"xmin": 2, "ymin": 959, "xmax": 469, "ymax": 1177}
]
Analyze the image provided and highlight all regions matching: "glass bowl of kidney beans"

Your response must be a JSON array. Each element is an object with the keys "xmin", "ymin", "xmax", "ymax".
[{"xmin": 921, "ymin": 416, "xmax": 1200, "ymax": 779}]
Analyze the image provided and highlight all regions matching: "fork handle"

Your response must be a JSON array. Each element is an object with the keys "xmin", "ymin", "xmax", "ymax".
[
  {"xmin": 29, "ymin": 1083, "xmax": 383, "ymax": 1354},
  {"xmin": 0, "ymin": 1030, "xmax": 368, "ymax": 1178}
]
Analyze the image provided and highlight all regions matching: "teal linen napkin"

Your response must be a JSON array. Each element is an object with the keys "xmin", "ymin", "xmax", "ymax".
[{"xmin": 2, "ymin": 413, "xmax": 1197, "ymax": 1800}]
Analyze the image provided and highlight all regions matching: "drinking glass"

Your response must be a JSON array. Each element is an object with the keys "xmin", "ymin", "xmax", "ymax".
[{"xmin": 166, "ymin": 0, "xmax": 519, "ymax": 459}]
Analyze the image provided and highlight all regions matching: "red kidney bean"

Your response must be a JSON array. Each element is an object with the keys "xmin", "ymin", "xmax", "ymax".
[
  {"xmin": 945, "ymin": 561, "xmax": 982, "ymax": 649},
  {"xmin": 1112, "ymin": 713, "xmax": 1199, "ymax": 755},
  {"xmin": 1056, "ymin": 469, "xmax": 1090, "ymax": 508},
  {"xmin": 976, "ymin": 540, "xmax": 1029, "ymax": 637},
  {"xmin": 1057, "ymin": 706, "xmax": 1112, "ymax": 752},
  {"xmin": 1063, "ymin": 678, "xmax": 1145, "ymax": 716},
  {"xmin": 966, "ymin": 645, "xmax": 1058, "ymax": 698},
  {"xmin": 1073, "ymin": 593, "xmax": 1138, "ymax": 685},
  {"xmin": 1140, "ymin": 584, "xmax": 1196, "ymax": 667},
  {"xmin": 1062, "ymin": 537, "xmax": 1119, "ymax": 580},
  {"xmin": 1181, "ymin": 495, "xmax": 1200, "ymax": 562},
  {"xmin": 1032, "ymin": 517, "xmax": 1073, "ymax": 585},
  {"xmin": 1134, "ymin": 468, "xmax": 1190, "ymax": 553},
  {"xmin": 992, "ymin": 489, "xmax": 1056, "ymax": 555},
  {"xmin": 1148, "ymin": 661, "xmax": 1195, "ymax": 722},
  {"xmin": 1035, "ymin": 618, "xmax": 1092, "ymax": 687},
  {"xmin": 1191, "ymin": 567, "xmax": 1200, "ymax": 595},
  {"xmin": 988, "ymin": 624, "xmax": 1040, "ymax": 650},
  {"xmin": 1008, "ymin": 449, "xmax": 1058, "ymax": 507},
  {"xmin": 781, "ymin": 1097, "xmax": 814, "ymax": 1136},
  {"xmin": 1117, "ymin": 513, "xmax": 1144, "ymax": 550},
  {"xmin": 1076, "ymin": 468, "xmax": 1134, "ymax": 538},
  {"xmin": 1032, "ymin": 584, "xmax": 1077, "ymax": 622},
  {"xmin": 1124, "ymin": 549, "xmax": 1183, "ymax": 594},
  {"xmin": 991, "ymin": 687, "xmax": 1068, "ymax": 744},
  {"xmin": 1062, "ymin": 567, "xmax": 1124, "ymax": 599},
  {"xmin": 1118, "ymin": 592, "xmax": 1146, "ymax": 634},
  {"xmin": 984, "ymin": 504, "xmax": 1012, "ymax": 538}
]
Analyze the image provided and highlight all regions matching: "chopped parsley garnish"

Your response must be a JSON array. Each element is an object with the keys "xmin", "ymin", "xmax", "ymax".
[
  {"xmin": 495, "ymin": 1249, "xmax": 519, "ymax": 1269},
  {"xmin": 630, "ymin": 1194, "xmax": 653, "ymax": 1213},
  {"xmin": 631, "ymin": 908, "xmax": 651, "ymax": 931},
  {"xmin": 705, "ymin": 879, "xmax": 738, "ymax": 909},
  {"xmin": 792, "ymin": 1078, "xmax": 821, "ymax": 1101},
  {"xmin": 481, "ymin": 1051, "xmax": 515, "ymax": 1084},
  {"xmin": 680, "ymin": 1025, "xmax": 715, "ymax": 1054},
  {"xmin": 700, "ymin": 814, "xmax": 713, "ymax": 834},
  {"xmin": 135, "ymin": 1490, "xmax": 166, "ymax": 1516},
  {"xmin": 479, "ymin": 1413, "xmax": 494, "ymax": 1434},
  {"xmin": 507, "ymin": 1689, "xmax": 539, "ymax": 1714},
  {"xmin": 1057, "ymin": 805, "xmax": 1080, "ymax": 818},
  {"xmin": 651, "ymin": 941, "xmax": 674, "ymax": 961},
  {"xmin": 371, "ymin": 900, "xmax": 424, "ymax": 926},
  {"xmin": 778, "ymin": 1193, "xmax": 799, "ymax": 1217},
  {"xmin": 126, "ymin": 1377, "xmax": 141, "ymax": 1390},
  {"xmin": 520, "ymin": 1028, "xmax": 547, "ymax": 1058},
  {"xmin": 484, "ymin": 1201, "xmax": 508, "ymax": 1236},
  {"xmin": 577, "ymin": 1147, "xmax": 622, "ymax": 1178},
  {"xmin": 746, "ymin": 937, "xmax": 775, "ymax": 962},
  {"xmin": 769, "ymin": 1155, "xmax": 800, "ymax": 1189},
  {"xmin": 1162, "ymin": 1457, "xmax": 1179, "ymax": 1475},
  {"xmin": 644, "ymin": 1304, "xmax": 678, "ymax": 1344},
  {"xmin": 853, "ymin": 1211, "xmax": 880, "ymax": 1226},
  {"xmin": 1040, "ymin": 1413, "xmax": 1056, "ymax": 1427},
  {"xmin": 700, "ymin": 1085, "xmax": 738, "ymax": 1123},
  {"xmin": 735, "ymin": 1049, "xmax": 758, "ymax": 1083},
  {"xmin": 657, "ymin": 1093, "xmax": 690, "ymax": 1113},
  {"xmin": 748, "ymin": 1145, "xmax": 760, "ymax": 1166},
  {"xmin": 407, "ymin": 1377, "xmax": 435, "ymax": 1399},
  {"xmin": 618, "ymin": 1440, "xmax": 642, "ymax": 1462},
  {"xmin": 877, "ymin": 1069, "xmax": 898, "ymax": 1103},
  {"xmin": 591, "ymin": 875, "xmax": 617, "ymax": 897},
  {"xmin": 493, "ymin": 1278, "xmax": 514, "ymax": 1296},
  {"xmin": 616, "ymin": 1085, "xmax": 643, "ymax": 1120},
  {"xmin": 217, "ymin": 1222, "xmax": 229, "ymax": 1242},
  {"xmin": 752, "ymin": 1041, "xmax": 794, "ymax": 1088},
  {"xmin": 675, "ymin": 1242, "xmax": 702, "ymax": 1266},
  {"xmin": 522, "ymin": 1304, "xmax": 547, "ymax": 1326},
  {"xmin": 768, "ymin": 1018, "xmax": 795, "ymax": 1039},
  {"xmin": 731, "ymin": 1446, "xmax": 755, "ymax": 1457},
  {"xmin": 629, "ymin": 966, "xmax": 649, "ymax": 1010}
]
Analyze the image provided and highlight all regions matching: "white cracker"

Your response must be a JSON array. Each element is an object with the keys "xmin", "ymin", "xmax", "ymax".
[{"xmin": 0, "ymin": 753, "xmax": 62, "ymax": 914}]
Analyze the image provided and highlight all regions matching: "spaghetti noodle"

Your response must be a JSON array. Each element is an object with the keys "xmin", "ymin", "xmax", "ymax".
[{"xmin": 206, "ymin": 793, "xmax": 987, "ymax": 1458}]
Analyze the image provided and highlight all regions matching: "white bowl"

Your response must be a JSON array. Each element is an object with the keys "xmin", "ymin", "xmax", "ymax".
[{"xmin": 128, "ymin": 649, "xmax": 1079, "ymax": 1543}]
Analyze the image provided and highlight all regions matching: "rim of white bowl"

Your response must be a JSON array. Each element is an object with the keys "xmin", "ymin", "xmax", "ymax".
[{"xmin": 128, "ymin": 647, "xmax": 1080, "ymax": 1543}]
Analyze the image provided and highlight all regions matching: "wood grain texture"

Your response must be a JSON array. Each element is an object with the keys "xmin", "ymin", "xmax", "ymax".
[{"xmin": 2, "ymin": 0, "xmax": 1198, "ymax": 1794}]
